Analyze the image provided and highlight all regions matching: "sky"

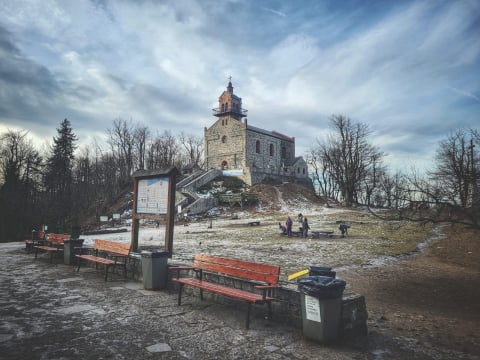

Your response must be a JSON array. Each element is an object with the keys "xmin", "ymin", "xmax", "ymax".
[{"xmin": 0, "ymin": 0, "xmax": 479, "ymax": 173}]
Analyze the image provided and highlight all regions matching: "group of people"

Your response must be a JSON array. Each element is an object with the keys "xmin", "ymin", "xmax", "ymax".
[
  {"xmin": 284, "ymin": 213, "xmax": 310, "ymax": 238},
  {"xmin": 282, "ymin": 214, "xmax": 350, "ymax": 239}
]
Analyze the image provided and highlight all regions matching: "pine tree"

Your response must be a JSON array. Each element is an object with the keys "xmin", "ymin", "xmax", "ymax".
[{"xmin": 44, "ymin": 119, "xmax": 77, "ymax": 232}]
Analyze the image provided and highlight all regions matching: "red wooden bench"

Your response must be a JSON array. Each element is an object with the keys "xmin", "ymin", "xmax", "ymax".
[
  {"xmin": 75, "ymin": 239, "xmax": 131, "ymax": 281},
  {"xmin": 170, "ymin": 254, "xmax": 280, "ymax": 329},
  {"xmin": 25, "ymin": 230, "xmax": 47, "ymax": 252},
  {"xmin": 34, "ymin": 233, "xmax": 70, "ymax": 263}
]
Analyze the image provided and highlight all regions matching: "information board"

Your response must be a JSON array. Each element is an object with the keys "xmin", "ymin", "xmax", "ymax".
[{"xmin": 136, "ymin": 177, "xmax": 169, "ymax": 214}]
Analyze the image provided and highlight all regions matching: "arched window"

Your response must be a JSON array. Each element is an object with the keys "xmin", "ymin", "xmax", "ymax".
[
  {"xmin": 256, "ymin": 140, "xmax": 261, "ymax": 154},
  {"xmin": 221, "ymin": 160, "xmax": 228, "ymax": 169},
  {"xmin": 269, "ymin": 144, "xmax": 274, "ymax": 156},
  {"xmin": 222, "ymin": 135, "xmax": 227, "ymax": 143}
]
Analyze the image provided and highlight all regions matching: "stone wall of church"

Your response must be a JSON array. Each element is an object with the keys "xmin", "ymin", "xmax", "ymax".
[
  {"xmin": 204, "ymin": 117, "xmax": 246, "ymax": 170},
  {"xmin": 245, "ymin": 129, "xmax": 295, "ymax": 174},
  {"xmin": 205, "ymin": 117, "xmax": 310, "ymax": 186}
]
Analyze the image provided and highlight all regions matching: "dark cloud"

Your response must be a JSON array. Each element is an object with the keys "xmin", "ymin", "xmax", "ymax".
[{"xmin": 0, "ymin": 26, "xmax": 61, "ymax": 123}]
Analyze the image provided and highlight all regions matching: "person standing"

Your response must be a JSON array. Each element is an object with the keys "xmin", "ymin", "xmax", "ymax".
[
  {"xmin": 302, "ymin": 217, "xmax": 310, "ymax": 238},
  {"xmin": 286, "ymin": 216, "xmax": 293, "ymax": 237}
]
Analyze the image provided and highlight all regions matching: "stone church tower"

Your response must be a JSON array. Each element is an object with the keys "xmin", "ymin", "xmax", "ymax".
[{"xmin": 204, "ymin": 80, "xmax": 310, "ymax": 186}]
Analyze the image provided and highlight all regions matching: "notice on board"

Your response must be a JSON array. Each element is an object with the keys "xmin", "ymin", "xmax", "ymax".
[
  {"xmin": 305, "ymin": 295, "xmax": 321, "ymax": 322},
  {"xmin": 136, "ymin": 177, "xmax": 169, "ymax": 214}
]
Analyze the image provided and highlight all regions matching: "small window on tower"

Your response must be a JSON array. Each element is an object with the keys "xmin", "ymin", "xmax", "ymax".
[
  {"xmin": 270, "ymin": 144, "xmax": 274, "ymax": 156},
  {"xmin": 222, "ymin": 135, "xmax": 227, "ymax": 143},
  {"xmin": 256, "ymin": 140, "xmax": 261, "ymax": 153}
]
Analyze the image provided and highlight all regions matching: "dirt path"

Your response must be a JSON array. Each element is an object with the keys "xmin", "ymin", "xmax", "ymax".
[{"xmin": 341, "ymin": 229, "xmax": 480, "ymax": 358}]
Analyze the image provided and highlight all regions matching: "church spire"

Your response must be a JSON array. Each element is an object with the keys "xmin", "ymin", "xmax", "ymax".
[
  {"xmin": 227, "ymin": 76, "xmax": 233, "ymax": 94},
  {"xmin": 212, "ymin": 77, "xmax": 247, "ymax": 120}
]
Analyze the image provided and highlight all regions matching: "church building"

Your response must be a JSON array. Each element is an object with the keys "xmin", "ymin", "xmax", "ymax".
[{"xmin": 204, "ymin": 80, "xmax": 310, "ymax": 186}]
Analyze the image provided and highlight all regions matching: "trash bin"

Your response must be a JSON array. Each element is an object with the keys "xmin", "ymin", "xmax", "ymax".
[
  {"xmin": 298, "ymin": 276, "xmax": 346, "ymax": 343},
  {"xmin": 141, "ymin": 250, "xmax": 169, "ymax": 290},
  {"xmin": 308, "ymin": 266, "xmax": 336, "ymax": 278},
  {"xmin": 64, "ymin": 239, "xmax": 84, "ymax": 265}
]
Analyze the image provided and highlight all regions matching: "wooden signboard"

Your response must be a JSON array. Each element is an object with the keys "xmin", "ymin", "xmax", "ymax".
[{"xmin": 131, "ymin": 167, "xmax": 179, "ymax": 257}]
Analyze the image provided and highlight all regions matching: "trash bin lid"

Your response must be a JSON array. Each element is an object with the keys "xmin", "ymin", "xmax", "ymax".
[
  {"xmin": 298, "ymin": 276, "xmax": 346, "ymax": 298},
  {"xmin": 141, "ymin": 250, "xmax": 169, "ymax": 258},
  {"xmin": 308, "ymin": 266, "xmax": 332, "ymax": 272}
]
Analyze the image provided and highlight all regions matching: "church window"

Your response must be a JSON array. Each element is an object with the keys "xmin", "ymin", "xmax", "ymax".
[
  {"xmin": 221, "ymin": 160, "xmax": 228, "ymax": 169},
  {"xmin": 222, "ymin": 135, "xmax": 227, "ymax": 143},
  {"xmin": 269, "ymin": 144, "xmax": 274, "ymax": 156},
  {"xmin": 256, "ymin": 140, "xmax": 261, "ymax": 153}
]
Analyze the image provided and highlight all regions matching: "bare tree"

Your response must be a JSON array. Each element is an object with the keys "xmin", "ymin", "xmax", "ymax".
[
  {"xmin": 430, "ymin": 128, "xmax": 479, "ymax": 208},
  {"xmin": 0, "ymin": 130, "xmax": 43, "ymax": 241},
  {"xmin": 306, "ymin": 148, "xmax": 339, "ymax": 203},
  {"xmin": 107, "ymin": 118, "xmax": 135, "ymax": 184},
  {"xmin": 146, "ymin": 130, "xmax": 181, "ymax": 169},
  {"xmin": 315, "ymin": 115, "xmax": 385, "ymax": 207},
  {"xmin": 179, "ymin": 132, "xmax": 203, "ymax": 168},
  {"xmin": 133, "ymin": 124, "xmax": 150, "ymax": 171}
]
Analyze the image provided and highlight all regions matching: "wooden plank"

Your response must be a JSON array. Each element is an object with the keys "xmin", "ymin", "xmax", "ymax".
[
  {"xmin": 193, "ymin": 254, "xmax": 280, "ymax": 284},
  {"xmin": 174, "ymin": 278, "xmax": 273, "ymax": 303},
  {"xmin": 93, "ymin": 239, "xmax": 130, "ymax": 256}
]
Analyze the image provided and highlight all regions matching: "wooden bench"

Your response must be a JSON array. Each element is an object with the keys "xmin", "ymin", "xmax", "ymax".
[
  {"xmin": 26, "ymin": 230, "xmax": 47, "ymax": 253},
  {"xmin": 75, "ymin": 239, "xmax": 131, "ymax": 281},
  {"xmin": 311, "ymin": 230, "xmax": 335, "ymax": 238},
  {"xmin": 34, "ymin": 233, "xmax": 70, "ymax": 263},
  {"xmin": 170, "ymin": 254, "xmax": 280, "ymax": 329}
]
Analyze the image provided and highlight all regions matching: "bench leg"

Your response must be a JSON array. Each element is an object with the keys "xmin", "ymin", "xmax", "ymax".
[
  {"xmin": 105, "ymin": 265, "xmax": 110, "ymax": 281},
  {"xmin": 34, "ymin": 247, "xmax": 39, "ymax": 259},
  {"xmin": 267, "ymin": 301, "xmax": 272, "ymax": 321},
  {"xmin": 76, "ymin": 258, "xmax": 81, "ymax": 272},
  {"xmin": 177, "ymin": 284, "xmax": 184, "ymax": 306},
  {"xmin": 200, "ymin": 288, "xmax": 203, "ymax": 301},
  {"xmin": 246, "ymin": 302, "xmax": 251, "ymax": 329}
]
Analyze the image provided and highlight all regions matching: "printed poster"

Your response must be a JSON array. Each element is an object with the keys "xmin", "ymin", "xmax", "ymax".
[
  {"xmin": 305, "ymin": 295, "xmax": 321, "ymax": 322},
  {"xmin": 136, "ymin": 177, "xmax": 169, "ymax": 214}
]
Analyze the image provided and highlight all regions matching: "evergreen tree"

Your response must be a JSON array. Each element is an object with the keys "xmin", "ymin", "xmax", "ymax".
[{"xmin": 44, "ymin": 119, "xmax": 77, "ymax": 232}]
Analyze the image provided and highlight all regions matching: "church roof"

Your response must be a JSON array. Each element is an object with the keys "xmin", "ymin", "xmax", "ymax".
[{"xmin": 247, "ymin": 125, "xmax": 295, "ymax": 143}]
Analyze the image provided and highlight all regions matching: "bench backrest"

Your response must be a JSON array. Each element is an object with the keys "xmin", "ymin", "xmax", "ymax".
[
  {"xmin": 93, "ymin": 239, "xmax": 131, "ymax": 256},
  {"xmin": 48, "ymin": 233, "xmax": 71, "ymax": 244},
  {"xmin": 193, "ymin": 254, "xmax": 280, "ymax": 285}
]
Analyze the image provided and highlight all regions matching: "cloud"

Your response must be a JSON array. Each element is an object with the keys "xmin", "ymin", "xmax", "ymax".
[
  {"xmin": 0, "ymin": 0, "xmax": 478, "ymax": 173},
  {"xmin": 447, "ymin": 87, "xmax": 480, "ymax": 102}
]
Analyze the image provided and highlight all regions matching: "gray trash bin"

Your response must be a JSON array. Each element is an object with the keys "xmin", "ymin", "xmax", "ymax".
[
  {"xmin": 141, "ymin": 250, "xmax": 169, "ymax": 290},
  {"xmin": 298, "ymin": 276, "xmax": 346, "ymax": 343},
  {"xmin": 64, "ymin": 239, "xmax": 84, "ymax": 265}
]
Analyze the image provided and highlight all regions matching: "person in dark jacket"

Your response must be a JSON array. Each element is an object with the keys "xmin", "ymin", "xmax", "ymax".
[
  {"xmin": 302, "ymin": 217, "xmax": 310, "ymax": 238},
  {"xmin": 286, "ymin": 216, "xmax": 293, "ymax": 237}
]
